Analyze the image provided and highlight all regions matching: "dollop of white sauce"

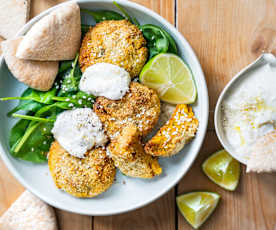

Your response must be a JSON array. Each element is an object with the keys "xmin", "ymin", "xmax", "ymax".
[
  {"xmin": 79, "ymin": 63, "xmax": 131, "ymax": 100},
  {"xmin": 52, "ymin": 108, "xmax": 107, "ymax": 158},
  {"xmin": 222, "ymin": 64, "xmax": 276, "ymax": 159}
]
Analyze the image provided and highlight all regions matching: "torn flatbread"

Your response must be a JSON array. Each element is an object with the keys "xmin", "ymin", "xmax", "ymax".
[
  {"xmin": 16, "ymin": 1, "xmax": 81, "ymax": 61},
  {"xmin": 2, "ymin": 37, "xmax": 58, "ymax": 91},
  {"xmin": 0, "ymin": 191, "xmax": 57, "ymax": 230},
  {"xmin": 0, "ymin": 0, "xmax": 31, "ymax": 39},
  {"xmin": 246, "ymin": 130, "xmax": 276, "ymax": 173}
]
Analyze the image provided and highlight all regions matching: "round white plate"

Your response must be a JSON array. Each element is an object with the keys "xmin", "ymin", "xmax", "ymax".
[{"xmin": 0, "ymin": 0, "xmax": 208, "ymax": 215}]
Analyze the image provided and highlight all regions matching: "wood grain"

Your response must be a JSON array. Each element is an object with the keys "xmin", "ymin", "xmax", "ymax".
[
  {"xmin": 177, "ymin": 0, "xmax": 276, "ymax": 229},
  {"xmin": 93, "ymin": 1, "xmax": 176, "ymax": 228}
]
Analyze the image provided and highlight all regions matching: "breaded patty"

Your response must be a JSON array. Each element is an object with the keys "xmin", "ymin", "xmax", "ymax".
[
  {"xmin": 48, "ymin": 141, "xmax": 116, "ymax": 198},
  {"xmin": 108, "ymin": 124, "xmax": 162, "ymax": 178},
  {"xmin": 79, "ymin": 20, "xmax": 148, "ymax": 78},
  {"xmin": 145, "ymin": 104, "xmax": 198, "ymax": 157},
  {"xmin": 94, "ymin": 82, "xmax": 160, "ymax": 139}
]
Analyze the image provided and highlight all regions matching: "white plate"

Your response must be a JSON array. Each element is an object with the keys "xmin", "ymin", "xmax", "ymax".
[{"xmin": 0, "ymin": 0, "xmax": 208, "ymax": 215}]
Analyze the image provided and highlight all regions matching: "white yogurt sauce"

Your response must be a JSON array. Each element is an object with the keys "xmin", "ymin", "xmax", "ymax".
[
  {"xmin": 52, "ymin": 108, "xmax": 107, "ymax": 158},
  {"xmin": 79, "ymin": 63, "xmax": 131, "ymax": 100},
  {"xmin": 222, "ymin": 63, "xmax": 276, "ymax": 159}
]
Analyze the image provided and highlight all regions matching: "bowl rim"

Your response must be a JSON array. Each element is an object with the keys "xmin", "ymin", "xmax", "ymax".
[
  {"xmin": 0, "ymin": 0, "xmax": 209, "ymax": 215},
  {"xmin": 214, "ymin": 53, "xmax": 276, "ymax": 165}
]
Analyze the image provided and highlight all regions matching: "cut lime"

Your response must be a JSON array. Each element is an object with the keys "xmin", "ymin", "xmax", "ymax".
[
  {"xmin": 139, "ymin": 53, "xmax": 197, "ymax": 104},
  {"xmin": 202, "ymin": 149, "xmax": 240, "ymax": 191},
  {"xmin": 176, "ymin": 192, "xmax": 220, "ymax": 229}
]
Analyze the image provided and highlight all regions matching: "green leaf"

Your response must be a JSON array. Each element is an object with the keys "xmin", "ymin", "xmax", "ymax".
[
  {"xmin": 140, "ymin": 24, "xmax": 169, "ymax": 58},
  {"xmin": 113, "ymin": 1, "xmax": 139, "ymax": 26},
  {"xmin": 58, "ymin": 54, "xmax": 81, "ymax": 97},
  {"xmin": 10, "ymin": 121, "xmax": 53, "ymax": 163},
  {"xmin": 81, "ymin": 9, "xmax": 124, "ymax": 23},
  {"xmin": 9, "ymin": 119, "xmax": 30, "ymax": 148},
  {"xmin": 59, "ymin": 60, "xmax": 73, "ymax": 73},
  {"xmin": 7, "ymin": 88, "xmax": 43, "ymax": 116},
  {"xmin": 81, "ymin": 24, "xmax": 92, "ymax": 34}
]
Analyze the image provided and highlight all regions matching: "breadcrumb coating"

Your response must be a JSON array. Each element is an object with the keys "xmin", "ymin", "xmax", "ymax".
[
  {"xmin": 48, "ymin": 141, "xmax": 116, "ymax": 198},
  {"xmin": 108, "ymin": 124, "xmax": 162, "ymax": 178},
  {"xmin": 79, "ymin": 20, "xmax": 148, "ymax": 78},
  {"xmin": 145, "ymin": 104, "xmax": 198, "ymax": 157},
  {"xmin": 94, "ymin": 82, "xmax": 160, "ymax": 139}
]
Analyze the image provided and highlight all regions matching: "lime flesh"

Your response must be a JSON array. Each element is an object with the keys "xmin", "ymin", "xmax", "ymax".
[
  {"xmin": 202, "ymin": 149, "xmax": 240, "ymax": 191},
  {"xmin": 177, "ymin": 192, "xmax": 220, "ymax": 229},
  {"xmin": 139, "ymin": 53, "xmax": 197, "ymax": 104}
]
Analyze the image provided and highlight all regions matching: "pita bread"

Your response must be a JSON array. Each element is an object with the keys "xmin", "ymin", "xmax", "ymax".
[
  {"xmin": 0, "ymin": 0, "xmax": 31, "ymax": 39},
  {"xmin": 16, "ymin": 2, "xmax": 81, "ymax": 61},
  {"xmin": 246, "ymin": 130, "xmax": 276, "ymax": 173},
  {"xmin": 2, "ymin": 37, "xmax": 58, "ymax": 91},
  {"xmin": 0, "ymin": 36, "xmax": 4, "ymax": 55},
  {"xmin": 0, "ymin": 191, "xmax": 57, "ymax": 230}
]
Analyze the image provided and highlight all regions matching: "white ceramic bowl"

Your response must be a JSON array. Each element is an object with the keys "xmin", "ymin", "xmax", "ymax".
[
  {"xmin": 0, "ymin": 0, "xmax": 208, "ymax": 215},
  {"xmin": 214, "ymin": 53, "xmax": 276, "ymax": 164}
]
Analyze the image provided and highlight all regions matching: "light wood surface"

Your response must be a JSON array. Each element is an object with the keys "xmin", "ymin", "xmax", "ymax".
[{"xmin": 0, "ymin": 0, "xmax": 276, "ymax": 229}]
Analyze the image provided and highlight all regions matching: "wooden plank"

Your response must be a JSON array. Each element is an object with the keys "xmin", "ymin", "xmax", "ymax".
[
  {"xmin": 177, "ymin": 0, "xmax": 276, "ymax": 229},
  {"xmin": 93, "ymin": 0, "xmax": 176, "ymax": 229}
]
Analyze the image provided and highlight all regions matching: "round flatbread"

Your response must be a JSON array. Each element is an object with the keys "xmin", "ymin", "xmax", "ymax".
[
  {"xmin": 16, "ymin": 2, "xmax": 81, "ymax": 61},
  {"xmin": 1, "ymin": 37, "xmax": 58, "ymax": 91},
  {"xmin": 247, "ymin": 130, "xmax": 276, "ymax": 173},
  {"xmin": 0, "ymin": 191, "xmax": 57, "ymax": 230}
]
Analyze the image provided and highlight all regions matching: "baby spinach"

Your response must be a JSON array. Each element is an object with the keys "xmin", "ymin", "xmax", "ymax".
[
  {"xmin": 81, "ymin": 9, "xmax": 124, "ymax": 23},
  {"xmin": 11, "ymin": 121, "xmax": 54, "ymax": 163},
  {"xmin": 140, "ymin": 24, "xmax": 178, "ymax": 58},
  {"xmin": 7, "ymin": 88, "xmax": 43, "ymax": 116},
  {"xmin": 113, "ymin": 1, "xmax": 139, "ymax": 26},
  {"xmin": 81, "ymin": 24, "xmax": 91, "ymax": 34},
  {"xmin": 58, "ymin": 54, "xmax": 81, "ymax": 97}
]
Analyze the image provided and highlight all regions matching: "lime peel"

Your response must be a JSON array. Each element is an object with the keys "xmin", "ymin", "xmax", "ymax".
[
  {"xmin": 202, "ymin": 149, "xmax": 240, "ymax": 191},
  {"xmin": 177, "ymin": 191, "xmax": 220, "ymax": 229},
  {"xmin": 139, "ymin": 53, "xmax": 197, "ymax": 104}
]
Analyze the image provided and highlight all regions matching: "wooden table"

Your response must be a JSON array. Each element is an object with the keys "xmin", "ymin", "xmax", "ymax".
[{"xmin": 1, "ymin": 0, "xmax": 276, "ymax": 229}]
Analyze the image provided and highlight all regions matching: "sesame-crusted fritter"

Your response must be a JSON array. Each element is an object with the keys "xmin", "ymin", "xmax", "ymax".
[
  {"xmin": 145, "ymin": 104, "xmax": 198, "ymax": 157},
  {"xmin": 94, "ymin": 82, "xmax": 160, "ymax": 139},
  {"xmin": 48, "ymin": 141, "xmax": 116, "ymax": 198},
  {"xmin": 79, "ymin": 20, "xmax": 148, "ymax": 78},
  {"xmin": 108, "ymin": 124, "xmax": 162, "ymax": 178}
]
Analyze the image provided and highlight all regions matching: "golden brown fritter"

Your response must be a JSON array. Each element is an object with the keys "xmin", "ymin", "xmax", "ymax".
[
  {"xmin": 48, "ymin": 141, "xmax": 116, "ymax": 198},
  {"xmin": 79, "ymin": 20, "xmax": 148, "ymax": 78},
  {"xmin": 94, "ymin": 82, "xmax": 160, "ymax": 139},
  {"xmin": 108, "ymin": 124, "xmax": 162, "ymax": 178},
  {"xmin": 145, "ymin": 104, "xmax": 198, "ymax": 157}
]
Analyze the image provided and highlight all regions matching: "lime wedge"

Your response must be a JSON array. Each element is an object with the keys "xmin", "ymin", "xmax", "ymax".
[
  {"xmin": 177, "ymin": 192, "xmax": 220, "ymax": 229},
  {"xmin": 202, "ymin": 149, "xmax": 240, "ymax": 191},
  {"xmin": 139, "ymin": 53, "xmax": 197, "ymax": 104}
]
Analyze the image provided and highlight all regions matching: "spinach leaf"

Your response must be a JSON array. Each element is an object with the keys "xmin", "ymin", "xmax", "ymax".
[
  {"xmin": 9, "ymin": 118, "xmax": 30, "ymax": 148},
  {"xmin": 1, "ymin": 87, "xmax": 57, "ymax": 105},
  {"xmin": 140, "ymin": 24, "xmax": 169, "ymax": 58},
  {"xmin": 81, "ymin": 24, "xmax": 91, "ymax": 34},
  {"xmin": 113, "ymin": 1, "xmax": 139, "ymax": 26},
  {"xmin": 160, "ymin": 28, "xmax": 178, "ymax": 54},
  {"xmin": 11, "ymin": 121, "xmax": 53, "ymax": 163},
  {"xmin": 59, "ymin": 60, "xmax": 73, "ymax": 73},
  {"xmin": 7, "ymin": 88, "xmax": 43, "ymax": 116},
  {"xmin": 58, "ymin": 54, "xmax": 81, "ymax": 97},
  {"xmin": 81, "ymin": 9, "xmax": 124, "ymax": 23}
]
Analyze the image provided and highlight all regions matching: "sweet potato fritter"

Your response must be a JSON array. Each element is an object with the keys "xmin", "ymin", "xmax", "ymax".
[
  {"xmin": 79, "ymin": 20, "xmax": 148, "ymax": 78},
  {"xmin": 145, "ymin": 104, "xmax": 198, "ymax": 157},
  {"xmin": 48, "ymin": 141, "xmax": 116, "ymax": 198},
  {"xmin": 94, "ymin": 82, "xmax": 161, "ymax": 140},
  {"xmin": 108, "ymin": 124, "xmax": 162, "ymax": 178}
]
